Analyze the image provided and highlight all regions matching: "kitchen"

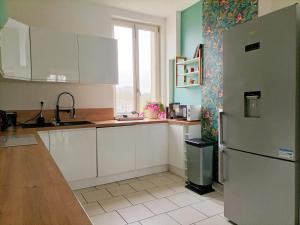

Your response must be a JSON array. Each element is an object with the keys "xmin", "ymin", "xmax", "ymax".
[{"xmin": 0, "ymin": 0, "xmax": 299, "ymax": 225}]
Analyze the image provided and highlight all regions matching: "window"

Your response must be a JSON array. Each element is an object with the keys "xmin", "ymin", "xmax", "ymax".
[{"xmin": 113, "ymin": 20, "xmax": 160, "ymax": 114}]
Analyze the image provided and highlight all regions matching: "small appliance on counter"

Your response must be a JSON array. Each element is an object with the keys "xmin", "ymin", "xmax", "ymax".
[
  {"xmin": 187, "ymin": 105, "xmax": 201, "ymax": 121},
  {"xmin": 168, "ymin": 103, "xmax": 180, "ymax": 119},
  {"xmin": 168, "ymin": 103, "xmax": 201, "ymax": 121},
  {"xmin": 115, "ymin": 112, "xmax": 144, "ymax": 121},
  {"xmin": 0, "ymin": 110, "xmax": 17, "ymax": 131}
]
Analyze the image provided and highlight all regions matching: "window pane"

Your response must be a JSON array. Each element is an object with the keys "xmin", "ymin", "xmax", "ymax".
[
  {"xmin": 114, "ymin": 25, "xmax": 134, "ymax": 114},
  {"xmin": 138, "ymin": 29, "xmax": 157, "ymax": 112}
]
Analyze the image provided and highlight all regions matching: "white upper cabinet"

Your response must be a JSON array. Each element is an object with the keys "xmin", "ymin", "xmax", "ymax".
[
  {"xmin": 78, "ymin": 34, "xmax": 118, "ymax": 84},
  {"xmin": 0, "ymin": 18, "xmax": 31, "ymax": 80},
  {"xmin": 30, "ymin": 27, "xmax": 79, "ymax": 82}
]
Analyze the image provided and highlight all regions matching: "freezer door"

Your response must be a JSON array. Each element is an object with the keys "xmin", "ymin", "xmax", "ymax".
[
  {"xmin": 224, "ymin": 148, "xmax": 298, "ymax": 225},
  {"xmin": 223, "ymin": 5, "xmax": 299, "ymax": 160}
]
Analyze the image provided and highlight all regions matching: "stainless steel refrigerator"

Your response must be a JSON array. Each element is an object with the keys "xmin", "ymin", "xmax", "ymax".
[{"xmin": 220, "ymin": 4, "xmax": 300, "ymax": 225}]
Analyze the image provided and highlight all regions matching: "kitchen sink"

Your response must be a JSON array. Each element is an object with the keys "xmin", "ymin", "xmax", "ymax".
[
  {"xmin": 22, "ymin": 123, "xmax": 55, "ymax": 128},
  {"xmin": 57, "ymin": 121, "xmax": 94, "ymax": 126},
  {"xmin": 22, "ymin": 121, "xmax": 94, "ymax": 128}
]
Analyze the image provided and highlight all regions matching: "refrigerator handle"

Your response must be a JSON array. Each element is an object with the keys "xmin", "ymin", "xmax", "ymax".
[
  {"xmin": 218, "ymin": 110, "xmax": 225, "ymax": 145},
  {"xmin": 218, "ymin": 148, "xmax": 225, "ymax": 184},
  {"xmin": 218, "ymin": 109, "xmax": 225, "ymax": 184}
]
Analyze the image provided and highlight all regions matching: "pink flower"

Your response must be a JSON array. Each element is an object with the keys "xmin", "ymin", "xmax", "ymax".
[
  {"xmin": 207, "ymin": 26, "xmax": 212, "ymax": 34},
  {"xmin": 158, "ymin": 112, "xmax": 166, "ymax": 119},
  {"xmin": 236, "ymin": 13, "xmax": 243, "ymax": 23},
  {"xmin": 204, "ymin": 111, "xmax": 210, "ymax": 118}
]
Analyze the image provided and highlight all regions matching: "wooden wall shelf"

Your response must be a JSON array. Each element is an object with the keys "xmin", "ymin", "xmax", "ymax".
[{"xmin": 175, "ymin": 45, "xmax": 204, "ymax": 88}]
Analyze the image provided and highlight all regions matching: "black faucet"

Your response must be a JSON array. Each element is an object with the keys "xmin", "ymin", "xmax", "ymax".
[{"xmin": 56, "ymin": 92, "xmax": 75, "ymax": 124}]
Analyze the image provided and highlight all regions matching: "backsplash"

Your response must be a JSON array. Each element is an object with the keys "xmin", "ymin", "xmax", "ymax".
[
  {"xmin": 201, "ymin": 0, "xmax": 258, "ymax": 141},
  {"xmin": 0, "ymin": 81, "xmax": 114, "ymax": 110}
]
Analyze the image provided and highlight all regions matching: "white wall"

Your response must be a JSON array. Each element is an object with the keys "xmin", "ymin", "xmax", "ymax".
[
  {"xmin": 165, "ymin": 11, "xmax": 181, "ymax": 104},
  {"xmin": 0, "ymin": 0, "xmax": 166, "ymax": 110},
  {"xmin": 259, "ymin": 0, "xmax": 300, "ymax": 16}
]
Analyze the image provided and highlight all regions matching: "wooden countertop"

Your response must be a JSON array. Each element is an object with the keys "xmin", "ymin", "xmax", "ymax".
[
  {"xmin": 34, "ymin": 119, "xmax": 200, "ymax": 131},
  {"xmin": 0, "ymin": 129, "xmax": 92, "ymax": 225},
  {"xmin": 0, "ymin": 118, "xmax": 200, "ymax": 225}
]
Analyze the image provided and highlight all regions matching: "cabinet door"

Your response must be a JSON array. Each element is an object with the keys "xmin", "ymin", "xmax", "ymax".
[
  {"xmin": 78, "ymin": 35, "xmax": 118, "ymax": 84},
  {"xmin": 0, "ymin": 18, "xmax": 31, "ymax": 80},
  {"xmin": 49, "ymin": 128, "xmax": 97, "ymax": 182},
  {"xmin": 136, "ymin": 124, "xmax": 168, "ymax": 169},
  {"xmin": 168, "ymin": 125, "xmax": 186, "ymax": 170},
  {"xmin": 30, "ymin": 27, "xmax": 79, "ymax": 82},
  {"xmin": 97, "ymin": 126, "xmax": 135, "ymax": 176},
  {"xmin": 38, "ymin": 131, "xmax": 49, "ymax": 151}
]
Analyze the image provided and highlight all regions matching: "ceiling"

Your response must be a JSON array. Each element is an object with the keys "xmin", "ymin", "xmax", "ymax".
[{"xmin": 87, "ymin": 0, "xmax": 200, "ymax": 17}]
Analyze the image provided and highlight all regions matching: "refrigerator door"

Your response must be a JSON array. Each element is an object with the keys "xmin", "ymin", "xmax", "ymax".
[
  {"xmin": 223, "ymin": 5, "xmax": 299, "ymax": 161},
  {"xmin": 224, "ymin": 148, "xmax": 299, "ymax": 225}
]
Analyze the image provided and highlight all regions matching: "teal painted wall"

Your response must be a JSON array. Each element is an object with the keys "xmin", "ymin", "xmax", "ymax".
[
  {"xmin": 0, "ymin": 0, "xmax": 7, "ymax": 28},
  {"xmin": 173, "ymin": 1, "xmax": 203, "ymax": 105}
]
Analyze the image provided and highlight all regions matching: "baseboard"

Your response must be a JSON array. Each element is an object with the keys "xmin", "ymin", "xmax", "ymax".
[
  {"xmin": 69, "ymin": 165, "xmax": 168, "ymax": 190},
  {"xmin": 168, "ymin": 164, "xmax": 185, "ymax": 178}
]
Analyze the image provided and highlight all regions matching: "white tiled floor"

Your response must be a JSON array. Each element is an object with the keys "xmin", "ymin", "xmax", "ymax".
[{"xmin": 74, "ymin": 172, "xmax": 230, "ymax": 225}]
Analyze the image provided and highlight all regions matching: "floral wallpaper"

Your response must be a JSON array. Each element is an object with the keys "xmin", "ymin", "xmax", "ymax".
[{"xmin": 201, "ymin": 0, "xmax": 258, "ymax": 141}]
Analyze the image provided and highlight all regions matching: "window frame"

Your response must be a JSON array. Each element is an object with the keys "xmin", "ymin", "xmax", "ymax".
[{"xmin": 113, "ymin": 19, "xmax": 160, "ymax": 114}]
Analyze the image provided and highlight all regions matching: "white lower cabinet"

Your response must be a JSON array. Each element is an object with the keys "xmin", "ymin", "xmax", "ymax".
[
  {"xmin": 135, "ymin": 124, "xmax": 168, "ymax": 169},
  {"xmin": 168, "ymin": 124, "xmax": 201, "ymax": 176},
  {"xmin": 49, "ymin": 128, "xmax": 97, "ymax": 182},
  {"xmin": 168, "ymin": 125, "xmax": 186, "ymax": 171},
  {"xmin": 97, "ymin": 126, "xmax": 136, "ymax": 177}
]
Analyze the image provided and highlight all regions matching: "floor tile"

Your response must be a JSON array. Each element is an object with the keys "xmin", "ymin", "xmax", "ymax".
[
  {"xmin": 148, "ymin": 176, "xmax": 175, "ymax": 186},
  {"xmin": 95, "ymin": 182, "xmax": 119, "ymax": 190},
  {"xmin": 83, "ymin": 189, "xmax": 112, "ymax": 202},
  {"xmin": 195, "ymin": 215, "xmax": 232, "ymax": 225},
  {"xmin": 118, "ymin": 178, "xmax": 139, "ymax": 185},
  {"xmin": 201, "ymin": 191, "xmax": 221, "ymax": 199},
  {"xmin": 167, "ymin": 182, "xmax": 187, "ymax": 193},
  {"xmin": 147, "ymin": 186, "xmax": 176, "ymax": 198},
  {"xmin": 168, "ymin": 206, "xmax": 207, "ymax": 225},
  {"xmin": 156, "ymin": 172, "xmax": 172, "ymax": 176},
  {"xmin": 162, "ymin": 174, "xmax": 185, "ymax": 183},
  {"xmin": 192, "ymin": 200, "xmax": 224, "ymax": 217},
  {"xmin": 167, "ymin": 192, "xmax": 202, "ymax": 207},
  {"xmin": 139, "ymin": 174, "xmax": 160, "ymax": 181},
  {"xmin": 74, "ymin": 186, "xmax": 97, "ymax": 194},
  {"xmin": 144, "ymin": 198, "xmax": 178, "ymax": 214},
  {"xmin": 82, "ymin": 202, "xmax": 105, "ymax": 217},
  {"xmin": 129, "ymin": 180, "xmax": 156, "ymax": 191},
  {"xmin": 91, "ymin": 211, "xmax": 126, "ymax": 225},
  {"xmin": 210, "ymin": 195, "xmax": 224, "ymax": 206},
  {"xmin": 141, "ymin": 214, "xmax": 180, "ymax": 225},
  {"xmin": 118, "ymin": 204, "xmax": 154, "ymax": 223},
  {"xmin": 99, "ymin": 196, "xmax": 132, "ymax": 212},
  {"xmin": 107, "ymin": 184, "xmax": 136, "ymax": 196},
  {"xmin": 125, "ymin": 190, "xmax": 156, "ymax": 205},
  {"xmin": 74, "ymin": 192, "xmax": 87, "ymax": 205}
]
